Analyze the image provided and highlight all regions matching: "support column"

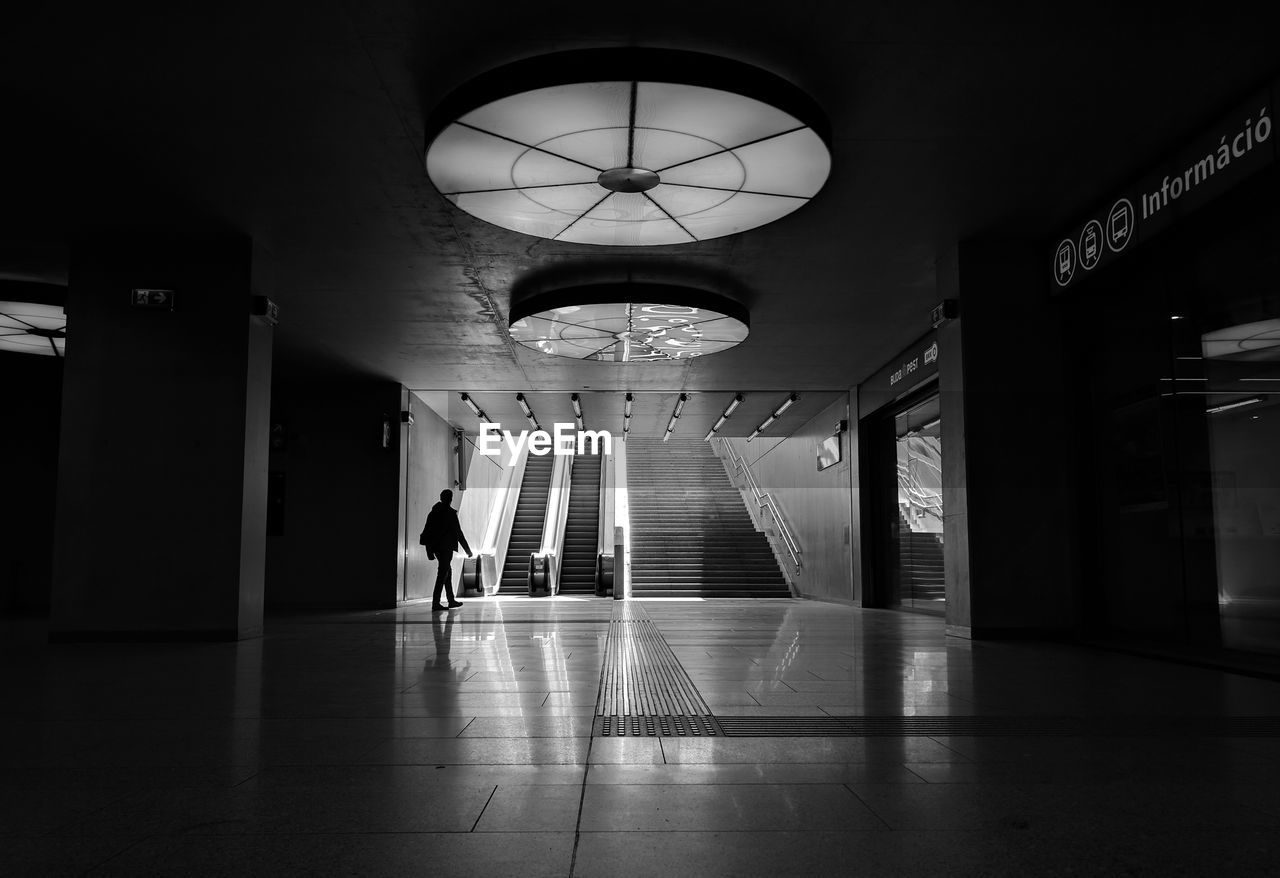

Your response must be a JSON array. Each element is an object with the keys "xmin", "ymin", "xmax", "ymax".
[
  {"xmin": 50, "ymin": 234, "xmax": 272, "ymax": 640},
  {"xmin": 940, "ymin": 240, "xmax": 1079, "ymax": 638}
]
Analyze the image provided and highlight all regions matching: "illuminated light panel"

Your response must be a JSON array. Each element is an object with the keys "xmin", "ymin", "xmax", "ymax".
[
  {"xmin": 0, "ymin": 301, "xmax": 65, "ymax": 357},
  {"xmin": 424, "ymin": 50, "xmax": 830, "ymax": 246},
  {"xmin": 1202, "ymin": 318, "xmax": 1280, "ymax": 361},
  {"xmin": 510, "ymin": 284, "xmax": 749, "ymax": 363}
]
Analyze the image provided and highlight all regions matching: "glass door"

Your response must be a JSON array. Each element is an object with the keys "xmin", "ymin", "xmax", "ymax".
[{"xmin": 891, "ymin": 395, "xmax": 944, "ymax": 612}]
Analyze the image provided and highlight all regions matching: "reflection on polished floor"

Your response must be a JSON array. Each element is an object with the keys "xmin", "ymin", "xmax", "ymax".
[{"xmin": 5, "ymin": 597, "xmax": 1280, "ymax": 876}]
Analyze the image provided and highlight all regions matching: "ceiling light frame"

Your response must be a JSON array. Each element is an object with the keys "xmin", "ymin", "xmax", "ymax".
[{"xmin": 424, "ymin": 48, "xmax": 832, "ymax": 247}]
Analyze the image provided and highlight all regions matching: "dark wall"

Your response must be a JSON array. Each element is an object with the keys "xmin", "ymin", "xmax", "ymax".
[
  {"xmin": 265, "ymin": 366, "xmax": 406, "ymax": 610},
  {"xmin": 0, "ymin": 352, "xmax": 63, "ymax": 614}
]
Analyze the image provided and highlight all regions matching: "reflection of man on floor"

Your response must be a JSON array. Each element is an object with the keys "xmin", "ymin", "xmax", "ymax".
[{"xmin": 420, "ymin": 489, "xmax": 472, "ymax": 612}]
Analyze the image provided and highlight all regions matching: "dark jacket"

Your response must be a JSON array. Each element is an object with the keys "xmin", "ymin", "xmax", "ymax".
[{"xmin": 421, "ymin": 501, "xmax": 471, "ymax": 555}]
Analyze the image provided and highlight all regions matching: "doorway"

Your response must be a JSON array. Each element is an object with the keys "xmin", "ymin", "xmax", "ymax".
[{"xmin": 869, "ymin": 390, "xmax": 944, "ymax": 614}]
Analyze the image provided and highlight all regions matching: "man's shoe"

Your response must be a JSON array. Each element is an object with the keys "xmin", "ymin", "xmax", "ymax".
[
  {"xmin": 447, "ymin": 600, "xmax": 463, "ymax": 608},
  {"xmin": 431, "ymin": 603, "xmax": 447, "ymax": 612}
]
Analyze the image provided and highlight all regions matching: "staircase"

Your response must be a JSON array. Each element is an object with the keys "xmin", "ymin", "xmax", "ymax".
[
  {"xmin": 559, "ymin": 454, "xmax": 603, "ymax": 594},
  {"xmin": 500, "ymin": 454, "xmax": 554, "ymax": 594},
  {"xmin": 898, "ymin": 514, "xmax": 945, "ymax": 605},
  {"xmin": 626, "ymin": 438, "xmax": 789, "ymax": 597}
]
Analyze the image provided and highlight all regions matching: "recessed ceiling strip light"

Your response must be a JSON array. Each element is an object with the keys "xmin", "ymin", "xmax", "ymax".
[{"xmin": 424, "ymin": 49, "xmax": 831, "ymax": 246}]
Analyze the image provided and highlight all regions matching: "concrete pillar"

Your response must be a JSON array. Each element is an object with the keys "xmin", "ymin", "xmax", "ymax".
[
  {"xmin": 940, "ymin": 240, "xmax": 1079, "ymax": 637},
  {"xmin": 50, "ymin": 234, "xmax": 272, "ymax": 640}
]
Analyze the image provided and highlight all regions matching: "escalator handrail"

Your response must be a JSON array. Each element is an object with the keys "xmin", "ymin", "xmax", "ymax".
[
  {"xmin": 534, "ymin": 451, "xmax": 572, "ymax": 594},
  {"xmin": 479, "ymin": 445, "xmax": 528, "ymax": 593}
]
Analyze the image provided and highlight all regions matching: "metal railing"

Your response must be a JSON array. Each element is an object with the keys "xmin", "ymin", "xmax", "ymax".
[{"xmin": 718, "ymin": 439, "xmax": 802, "ymax": 570}]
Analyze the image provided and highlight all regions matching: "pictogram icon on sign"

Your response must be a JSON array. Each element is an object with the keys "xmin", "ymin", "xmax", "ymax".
[
  {"xmin": 1079, "ymin": 220, "xmax": 1103, "ymax": 270},
  {"xmin": 1054, "ymin": 238, "xmax": 1076, "ymax": 287},
  {"xmin": 1106, "ymin": 198, "xmax": 1134, "ymax": 253}
]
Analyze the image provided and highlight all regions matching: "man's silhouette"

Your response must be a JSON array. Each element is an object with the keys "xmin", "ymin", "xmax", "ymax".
[{"xmin": 420, "ymin": 489, "xmax": 472, "ymax": 611}]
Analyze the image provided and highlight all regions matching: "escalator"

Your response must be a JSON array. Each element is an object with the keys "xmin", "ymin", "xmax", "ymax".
[
  {"xmin": 558, "ymin": 454, "xmax": 603, "ymax": 594},
  {"xmin": 499, "ymin": 453, "xmax": 554, "ymax": 594}
]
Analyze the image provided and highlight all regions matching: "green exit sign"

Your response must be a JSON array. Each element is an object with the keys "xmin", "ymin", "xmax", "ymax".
[{"xmin": 131, "ymin": 288, "xmax": 175, "ymax": 310}]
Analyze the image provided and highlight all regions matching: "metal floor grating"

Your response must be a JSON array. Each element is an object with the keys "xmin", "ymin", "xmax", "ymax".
[
  {"xmin": 594, "ymin": 714, "xmax": 725, "ymax": 737},
  {"xmin": 594, "ymin": 602, "xmax": 720, "ymax": 736},
  {"xmin": 715, "ymin": 715, "xmax": 1280, "ymax": 737}
]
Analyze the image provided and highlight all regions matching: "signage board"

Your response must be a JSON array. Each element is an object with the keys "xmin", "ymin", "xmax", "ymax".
[
  {"xmin": 131, "ymin": 288, "xmax": 175, "ymax": 310},
  {"xmin": 871, "ymin": 332, "xmax": 939, "ymax": 396},
  {"xmin": 1052, "ymin": 79, "xmax": 1277, "ymax": 292}
]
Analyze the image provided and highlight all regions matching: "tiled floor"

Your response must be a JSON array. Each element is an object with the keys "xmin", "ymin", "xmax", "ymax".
[{"xmin": 5, "ymin": 597, "xmax": 1280, "ymax": 876}]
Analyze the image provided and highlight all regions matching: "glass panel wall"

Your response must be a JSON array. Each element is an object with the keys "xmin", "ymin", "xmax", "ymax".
[{"xmin": 1071, "ymin": 164, "xmax": 1280, "ymax": 656}]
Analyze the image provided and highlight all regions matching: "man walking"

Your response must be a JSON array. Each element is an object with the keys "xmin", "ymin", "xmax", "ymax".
[{"xmin": 420, "ymin": 489, "xmax": 472, "ymax": 611}]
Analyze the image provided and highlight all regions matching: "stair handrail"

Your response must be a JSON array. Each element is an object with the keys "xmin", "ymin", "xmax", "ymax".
[
  {"xmin": 717, "ymin": 438, "xmax": 802, "ymax": 570},
  {"xmin": 534, "ymin": 451, "xmax": 573, "ymax": 594},
  {"xmin": 478, "ymin": 446, "xmax": 527, "ymax": 594}
]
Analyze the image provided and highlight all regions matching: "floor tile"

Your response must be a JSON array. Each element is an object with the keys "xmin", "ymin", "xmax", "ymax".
[
  {"xmin": 474, "ymin": 784, "xmax": 583, "ymax": 832},
  {"xmin": 579, "ymin": 783, "xmax": 884, "ymax": 831},
  {"xmin": 87, "ymin": 831, "xmax": 576, "ymax": 877}
]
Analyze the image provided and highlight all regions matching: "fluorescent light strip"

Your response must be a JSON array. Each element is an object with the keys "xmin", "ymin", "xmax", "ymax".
[
  {"xmin": 704, "ymin": 392, "xmax": 744, "ymax": 442},
  {"xmin": 664, "ymin": 393, "xmax": 688, "ymax": 442},
  {"xmin": 747, "ymin": 392, "xmax": 798, "ymax": 440},
  {"xmin": 1206, "ymin": 397, "xmax": 1263, "ymax": 414},
  {"xmin": 772, "ymin": 392, "xmax": 799, "ymax": 418},
  {"xmin": 460, "ymin": 392, "xmax": 488, "ymax": 421},
  {"xmin": 571, "ymin": 392, "xmax": 584, "ymax": 431},
  {"xmin": 516, "ymin": 393, "xmax": 540, "ymax": 430}
]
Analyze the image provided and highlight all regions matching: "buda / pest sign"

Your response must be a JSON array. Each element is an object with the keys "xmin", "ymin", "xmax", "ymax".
[{"xmin": 1052, "ymin": 79, "xmax": 1276, "ymax": 292}]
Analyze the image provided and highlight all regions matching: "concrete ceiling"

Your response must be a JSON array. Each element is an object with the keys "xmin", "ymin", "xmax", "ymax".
[{"xmin": 3, "ymin": 1, "xmax": 1278, "ymax": 430}]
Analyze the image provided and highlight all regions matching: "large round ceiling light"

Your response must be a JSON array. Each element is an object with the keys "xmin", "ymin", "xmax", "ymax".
[
  {"xmin": 0, "ymin": 301, "xmax": 65, "ymax": 357},
  {"xmin": 425, "ymin": 49, "xmax": 831, "ymax": 246},
  {"xmin": 509, "ymin": 283, "xmax": 748, "ymax": 362}
]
